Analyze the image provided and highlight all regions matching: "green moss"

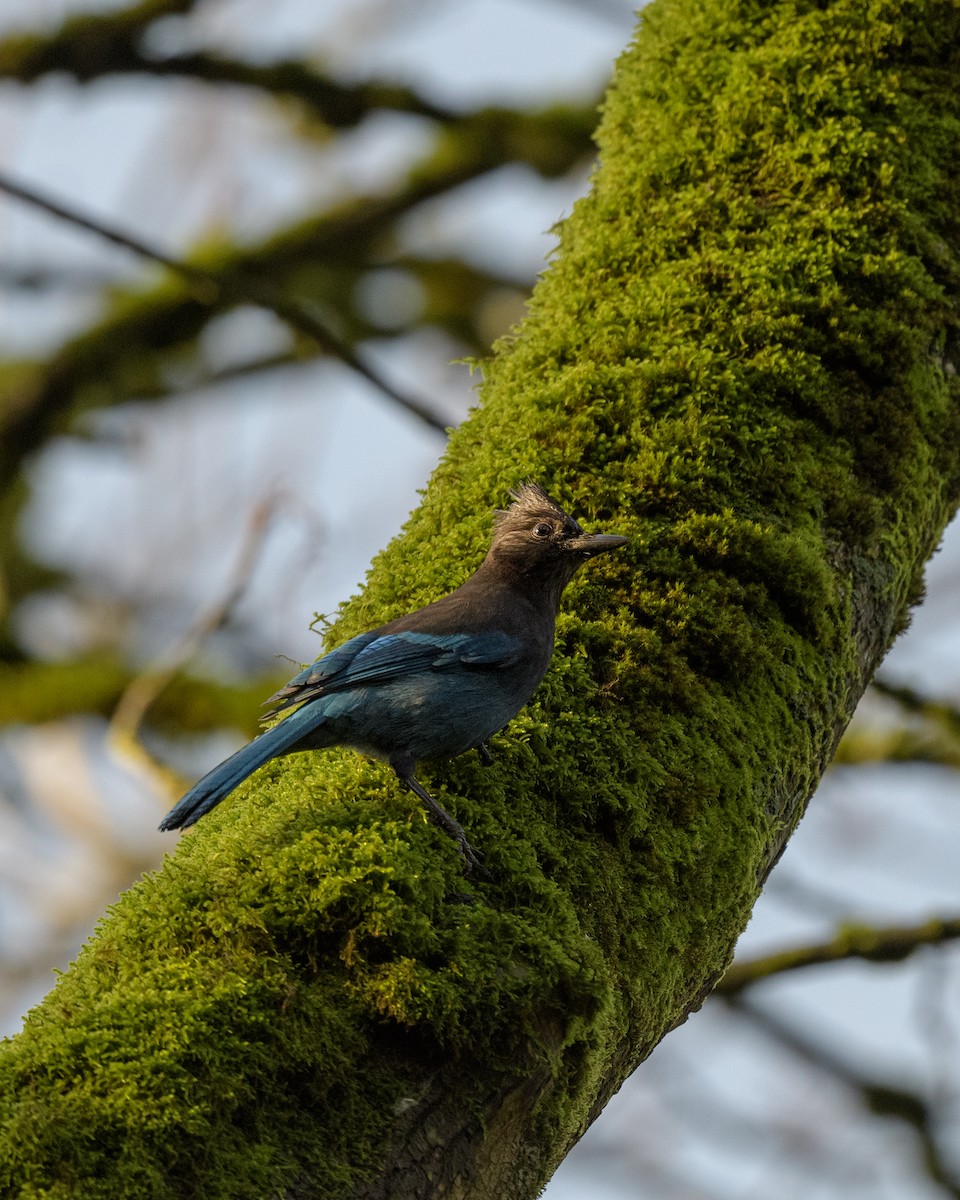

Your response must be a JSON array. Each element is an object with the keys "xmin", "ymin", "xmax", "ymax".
[{"xmin": 2, "ymin": 0, "xmax": 959, "ymax": 1195}]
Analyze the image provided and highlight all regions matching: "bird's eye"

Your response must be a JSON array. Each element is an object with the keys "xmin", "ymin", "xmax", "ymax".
[{"xmin": 533, "ymin": 522, "xmax": 552, "ymax": 538}]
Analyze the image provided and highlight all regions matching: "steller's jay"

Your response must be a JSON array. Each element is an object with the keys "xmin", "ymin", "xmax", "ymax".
[{"xmin": 159, "ymin": 482, "xmax": 628, "ymax": 873}]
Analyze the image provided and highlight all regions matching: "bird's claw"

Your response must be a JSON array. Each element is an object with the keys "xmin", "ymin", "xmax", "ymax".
[
  {"xmin": 456, "ymin": 833, "xmax": 492, "ymax": 881},
  {"xmin": 476, "ymin": 742, "xmax": 495, "ymax": 767}
]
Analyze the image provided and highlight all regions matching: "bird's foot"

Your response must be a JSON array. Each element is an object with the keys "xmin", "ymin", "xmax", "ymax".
[
  {"xmin": 396, "ymin": 767, "xmax": 492, "ymax": 881},
  {"xmin": 451, "ymin": 830, "xmax": 492, "ymax": 881},
  {"xmin": 424, "ymin": 800, "xmax": 490, "ymax": 880},
  {"xmin": 476, "ymin": 741, "xmax": 495, "ymax": 767}
]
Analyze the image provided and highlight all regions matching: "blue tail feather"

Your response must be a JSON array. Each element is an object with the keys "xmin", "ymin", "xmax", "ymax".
[{"xmin": 159, "ymin": 705, "xmax": 325, "ymax": 831}]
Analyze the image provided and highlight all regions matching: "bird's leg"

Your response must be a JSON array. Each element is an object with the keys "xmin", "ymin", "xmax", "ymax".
[
  {"xmin": 392, "ymin": 763, "xmax": 491, "ymax": 880},
  {"xmin": 476, "ymin": 741, "xmax": 494, "ymax": 767}
]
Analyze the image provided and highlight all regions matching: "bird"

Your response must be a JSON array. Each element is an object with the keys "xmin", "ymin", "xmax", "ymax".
[{"xmin": 159, "ymin": 482, "xmax": 628, "ymax": 874}]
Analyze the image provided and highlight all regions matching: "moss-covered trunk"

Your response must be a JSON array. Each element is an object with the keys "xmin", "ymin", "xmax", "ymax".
[{"xmin": 2, "ymin": 1, "xmax": 959, "ymax": 1196}]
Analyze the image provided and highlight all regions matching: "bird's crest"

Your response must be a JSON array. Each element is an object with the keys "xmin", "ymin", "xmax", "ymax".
[{"xmin": 494, "ymin": 481, "xmax": 581, "ymax": 537}]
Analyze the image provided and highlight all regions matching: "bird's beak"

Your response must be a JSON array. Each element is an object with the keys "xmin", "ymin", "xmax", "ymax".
[{"xmin": 564, "ymin": 533, "xmax": 629, "ymax": 556}]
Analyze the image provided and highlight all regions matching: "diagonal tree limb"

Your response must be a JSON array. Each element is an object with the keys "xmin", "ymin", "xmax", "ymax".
[{"xmin": 3, "ymin": 3, "xmax": 960, "ymax": 1196}]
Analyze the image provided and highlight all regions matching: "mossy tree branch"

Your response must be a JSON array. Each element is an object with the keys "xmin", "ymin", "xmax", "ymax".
[{"xmin": 1, "ymin": 1, "xmax": 959, "ymax": 1197}]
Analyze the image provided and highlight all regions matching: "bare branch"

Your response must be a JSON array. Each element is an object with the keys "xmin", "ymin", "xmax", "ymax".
[
  {"xmin": 0, "ymin": 0, "xmax": 196, "ymax": 80},
  {"xmin": 0, "ymin": 169, "xmax": 450, "ymax": 434},
  {"xmin": 834, "ymin": 678, "xmax": 960, "ymax": 767},
  {"xmin": 872, "ymin": 677, "xmax": 960, "ymax": 728},
  {"xmin": 716, "ymin": 916, "xmax": 960, "ymax": 996},
  {"xmin": 726, "ymin": 996, "xmax": 960, "ymax": 1198},
  {"xmin": 72, "ymin": 47, "xmax": 459, "ymax": 127},
  {"xmin": 108, "ymin": 493, "xmax": 282, "ymax": 746},
  {"xmin": 0, "ymin": 2, "xmax": 454, "ymax": 124}
]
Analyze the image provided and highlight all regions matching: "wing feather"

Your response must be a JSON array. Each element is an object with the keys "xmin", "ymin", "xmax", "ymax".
[{"xmin": 261, "ymin": 629, "xmax": 521, "ymax": 722}]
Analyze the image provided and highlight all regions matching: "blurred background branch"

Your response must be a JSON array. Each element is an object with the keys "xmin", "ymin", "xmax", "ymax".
[
  {"xmin": 0, "ymin": 167, "xmax": 452, "ymax": 439},
  {"xmin": 718, "ymin": 917, "xmax": 960, "ymax": 996},
  {"xmin": 724, "ymin": 995, "xmax": 960, "ymax": 1199},
  {"xmin": 107, "ymin": 488, "xmax": 283, "ymax": 784}
]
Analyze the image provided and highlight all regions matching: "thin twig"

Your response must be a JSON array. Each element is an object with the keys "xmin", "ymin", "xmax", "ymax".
[
  {"xmin": 109, "ymin": 493, "xmax": 280, "ymax": 743},
  {"xmin": 0, "ymin": 168, "xmax": 449, "ymax": 434},
  {"xmin": 716, "ymin": 915, "xmax": 960, "ymax": 996},
  {"xmin": 872, "ymin": 677, "xmax": 960, "ymax": 729},
  {"xmin": 725, "ymin": 994, "xmax": 960, "ymax": 1198}
]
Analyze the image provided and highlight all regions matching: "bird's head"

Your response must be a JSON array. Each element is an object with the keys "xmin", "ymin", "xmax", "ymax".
[{"xmin": 486, "ymin": 481, "xmax": 628, "ymax": 586}]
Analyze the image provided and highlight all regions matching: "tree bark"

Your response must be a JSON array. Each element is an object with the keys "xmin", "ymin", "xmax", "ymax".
[{"xmin": 2, "ymin": 1, "xmax": 959, "ymax": 1197}]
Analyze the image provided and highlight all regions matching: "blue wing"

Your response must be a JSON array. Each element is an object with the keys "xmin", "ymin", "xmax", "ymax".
[{"xmin": 262, "ymin": 628, "xmax": 522, "ymax": 721}]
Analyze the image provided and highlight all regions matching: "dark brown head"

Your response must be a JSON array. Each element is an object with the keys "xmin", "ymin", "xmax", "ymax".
[{"xmin": 485, "ymin": 482, "xmax": 628, "ymax": 591}]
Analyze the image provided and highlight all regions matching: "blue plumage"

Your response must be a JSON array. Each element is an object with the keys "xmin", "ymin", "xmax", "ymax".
[{"xmin": 159, "ymin": 483, "xmax": 627, "ymax": 874}]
